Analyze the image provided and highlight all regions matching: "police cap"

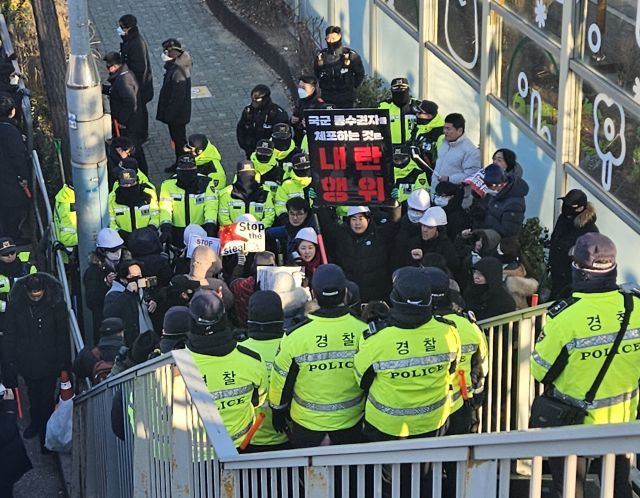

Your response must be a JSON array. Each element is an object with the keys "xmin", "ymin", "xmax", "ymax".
[
  {"xmin": 118, "ymin": 168, "xmax": 138, "ymax": 187},
  {"xmin": 291, "ymin": 152, "xmax": 311, "ymax": 171},
  {"xmin": 189, "ymin": 291, "xmax": 226, "ymax": 335},
  {"xmin": 390, "ymin": 267, "xmax": 432, "ymax": 307},
  {"xmin": 176, "ymin": 155, "xmax": 197, "ymax": 171},
  {"xmin": 571, "ymin": 233, "xmax": 616, "ymax": 272},
  {"xmin": 312, "ymin": 264, "xmax": 346, "ymax": 298}
]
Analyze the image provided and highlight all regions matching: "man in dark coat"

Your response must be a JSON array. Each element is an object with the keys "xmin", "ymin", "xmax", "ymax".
[
  {"xmin": 118, "ymin": 14, "xmax": 153, "ymax": 142},
  {"xmin": 313, "ymin": 25, "xmax": 365, "ymax": 109},
  {"xmin": 481, "ymin": 164, "xmax": 529, "ymax": 237},
  {"xmin": 236, "ymin": 84, "xmax": 289, "ymax": 159},
  {"xmin": 0, "ymin": 62, "xmax": 24, "ymax": 127},
  {"xmin": 156, "ymin": 38, "xmax": 192, "ymax": 171},
  {"xmin": 73, "ymin": 317, "xmax": 125, "ymax": 381},
  {"xmin": 0, "ymin": 95, "xmax": 30, "ymax": 242},
  {"xmin": 103, "ymin": 52, "xmax": 148, "ymax": 174},
  {"xmin": 463, "ymin": 256, "xmax": 516, "ymax": 321},
  {"xmin": 0, "ymin": 386, "xmax": 32, "ymax": 494},
  {"xmin": 549, "ymin": 189, "xmax": 598, "ymax": 299},
  {"xmin": 1, "ymin": 273, "xmax": 70, "ymax": 452}
]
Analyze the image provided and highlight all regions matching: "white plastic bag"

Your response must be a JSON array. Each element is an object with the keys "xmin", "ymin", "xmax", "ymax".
[{"xmin": 45, "ymin": 397, "xmax": 73, "ymax": 452}]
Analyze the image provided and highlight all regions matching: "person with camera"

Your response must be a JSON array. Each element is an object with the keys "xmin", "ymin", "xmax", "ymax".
[
  {"xmin": 103, "ymin": 260, "xmax": 158, "ymax": 346},
  {"xmin": 530, "ymin": 233, "xmax": 640, "ymax": 498},
  {"xmin": 313, "ymin": 26, "xmax": 364, "ymax": 109}
]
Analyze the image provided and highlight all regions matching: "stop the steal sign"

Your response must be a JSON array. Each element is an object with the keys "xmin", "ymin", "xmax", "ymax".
[{"xmin": 219, "ymin": 221, "xmax": 266, "ymax": 256}]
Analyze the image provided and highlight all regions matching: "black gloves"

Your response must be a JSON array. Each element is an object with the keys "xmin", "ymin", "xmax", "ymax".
[
  {"xmin": 159, "ymin": 224, "xmax": 173, "ymax": 245},
  {"xmin": 271, "ymin": 408, "xmax": 290, "ymax": 434},
  {"xmin": 203, "ymin": 223, "xmax": 218, "ymax": 237}
]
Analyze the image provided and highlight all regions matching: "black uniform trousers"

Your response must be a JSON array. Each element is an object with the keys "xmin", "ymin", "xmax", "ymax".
[
  {"xmin": 24, "ymin": 375, "xmax": 58, "ymax": 447},
  {"xmin": 168, "ymin": 122, "xmax": 187, "ymax": 161}
]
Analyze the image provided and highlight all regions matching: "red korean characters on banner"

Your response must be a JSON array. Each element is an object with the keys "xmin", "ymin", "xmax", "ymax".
[{"xmin": 304, "ymin": 109, "xmax": 395, "ymax": 207}]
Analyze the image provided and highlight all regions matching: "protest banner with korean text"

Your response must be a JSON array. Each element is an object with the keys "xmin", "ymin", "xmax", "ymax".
[{"xmin": 305, "ymin": 108, "xmax": 394, "ymax": 207}]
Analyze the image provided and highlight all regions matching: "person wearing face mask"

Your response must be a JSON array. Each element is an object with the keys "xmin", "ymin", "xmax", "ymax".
[
  {"xmin": 103, "ymin": 260, "xmax": 158, "ymax": 346},
  {"xmin": 156, "ymin": 38, "xmax": 192, "ymax": 172},
  {"xmin": 313, "ymin": 25, "xmax": 365, "ymax": 109},
  {"xmin": 317, "ymin": 206, "xmax": 397, "ymax": 302},
  {"xmin": 217, "ymin": 160, "xmax": 275, "ymax": 228},
  {"xmin": 433, "ymin": 181, "xmax": 470, "ymax": 241},
  {"xmin": 463, "ymin": 256, "xmax": 516, "ymax": 321},
  {"xmin": 274, "ymin": 152, "xmax": 315, "ymax": 222},
  {"xmin": 409, "ymin": 206, "xmax": 461, "ymax": 280},
  {"xmin": 0, "ymin": 95, "xmax": 30, "ymax": 243},
  {"xmin": 291, "ymin": 75, "xmax": 331, "ymax": 146},
  {"xmin": 549, "ymin": 189, "xmax": 598, "ymax": 299},
  {"xmin": 271, "ymin": 122, "xmax": 303, "ymax": 179},
  {"xmin": 108, "ymin": 168, "xmax": 159, "ymax": 242},
  {"xmin": 431, "ymin": 113, "xmax": 481, "ymax": 193},
  {"xmin": 390, "ymin": 189, "xmax": 431, "ymax": 270},
  {"xmin": 391, "ymin": 145, "xmax": 429, "ymax": 205},
  {"xmin": 378, "ymin": 77, "xmax": 419, "ymax": 145},
  {"xmin": 159, "ymin": 155, "xmax": 218, "ymax": 246},
  {"xmin": 236, "ymin": 84, "xmax": 289, "ymax": 159},
  {"xmin": 83, "ymin": 228, "xmax": 131, "ymax": 343},
  {"xmin": 117, "ymin": 14, "xmax": 153, "ymax": 143},
  {"xmin": 480, "ymin": 164, "xmax": 529, "ymax": 238},
  {"xmin": 1, "ymin": 273, "xmax": 70, "ymax": 454},
  {"xmin": 109, "ymin": 155, "xmax": 151, "ymax": 193},
  {"xmin": 102, "ymin": 52, "xmax": 147, "ymax": 175},
  {"xmin": 0, "ymin": 62, "xmax": 24, "ymax": 127},
  {"xmin": 249, "ymin": 138, "xmax": 280, "ymax": 192},
  {"xmin": 183, "ymin": 133, "xmax": 226, "ymax": 190},
  {"xmin": 409, "ymin": 100, "xmax": 445, "ymax": 170}
]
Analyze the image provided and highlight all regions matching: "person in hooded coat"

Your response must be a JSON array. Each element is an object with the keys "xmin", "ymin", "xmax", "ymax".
[
  {"xmin": 463, "ymin": 256, "xmax": 516, "ymax": 321},
  {"xmin": 498, "ymin": 236, "xmax": 539, "ymax": 309},
  {"xmin": 156, "ymin": 38, "xmax": 192, "ymax": 169},
  {"xmin": 228, "ymin": 251, "xmax": 276, "ymax": 327},
  {"xmin": 481, "ymin": 164, "xmax": 529, "ymax": 238},
  {"xmin": 456, "ymin": 228, "xmax": 501, "ymax": 292},
  {"xmin": 127, "ymin": 227, "xmax": 173, "ymax": 287},
  {"xmin": 271, "ymin": 272, "xmax": 311, "ymax": 330},
  {"xmin": 1, "ymin": 273, "xmax": 70, "ymax": 453},
  {"xmin": 187, "ymin": 245, "xmax": 234, "ymax": 311},
  {"xmin": 549, "ymin": 189, "xmax": 598, "ymax": 299},
  {"xmin": 492, "ymin": 148, "xmax": 523, "ymax": 178}
]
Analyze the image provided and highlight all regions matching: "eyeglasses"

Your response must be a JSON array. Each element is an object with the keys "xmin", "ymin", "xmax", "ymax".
[{"xmin": 288, "ymin": 210, "xmax": 306, "ymax": 218}]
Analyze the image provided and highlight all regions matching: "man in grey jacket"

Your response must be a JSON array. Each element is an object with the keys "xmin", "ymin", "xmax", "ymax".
[{"xmin": 431, "ymin": 113, "xmax": 480, "ymax": 193}]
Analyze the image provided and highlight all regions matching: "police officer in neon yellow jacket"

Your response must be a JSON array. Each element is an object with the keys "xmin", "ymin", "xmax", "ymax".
[
  {"xmin": 423, "ymin": 267, "xmax": 487, "ymax": 435},
  {"xmin": 0, "ymin": 237, "xmax": 36, "ymax": 315},
  {"xmin": 274, "ymin": 152, "xmax": 314, "ymax": 221},
  {"xmin": 409, "ymin": 100, "xmax": 445, "ymax": 168},
  {"xmin": 187, "ymin": 291, "xmax": 268, "ymax": 448},
  {"xmin": 531, "ymin": 233, "xmax": 640, "ymax": 498},
  {"xmin": 217, "ymin": 160, "xmax": 275, "ymax": 228},
  {"xmin": 184, "ymin": 134, "xmax": 227, "ymax": 191},
  {"xmin": 240, "ymin": 291, "xmax": 289, "ymax": 450},
  {"xmin": 54, "ymin": 184, "xmax": 78, "ymax": 250},
  {"xmin": 378, "ymin": 77, "xmax": 419, "ymax": 145},
  {"xmin": 250, "ymin": 139, "xmax": 279, "ymax": 193},
  {"xmin": 159, "ymin": 155, "xmax": 218, "ymax": 246},
  {"xmin": 270, "ymin": 264, "xmax": 366, "ymax": 447},
  {"xmin": 108, "ymin": 168, "xmax": 159, "ymax": 241},
  {"xmin": 354, "ymin": 267, "xmax": 461, "ymax": 440},
  {"xmin": 391, "ymin": 146, "xmax": 429, "ymax": 204},
  {"xmin": 110, "ymin": 156, "xmax": 151, "ymax": 192}
]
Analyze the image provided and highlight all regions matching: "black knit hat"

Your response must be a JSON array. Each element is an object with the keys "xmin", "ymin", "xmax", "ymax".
[
  {"xmin": 421, "ymin": 267, "xmax": 450, "ymax": 307},
  {"xmin": 103, "ymin": 51, "xmax": 123, "ymax": 66},
  {"xmin": 248, "ymin": 290, "xmax": 283, "ymax": 324},
  {"xmin": 99, "ymin": 317, "xmax": 125, "ymax": 336},
  {"xmin": 163, "ymin": 306, "xmax": 191, "ymax": 336}
]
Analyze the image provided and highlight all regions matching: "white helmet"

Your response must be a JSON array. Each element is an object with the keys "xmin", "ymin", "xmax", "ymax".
[
  {"xmin": 183, "ymin": 223, "xmax": 207, "ymax": 246},
  {"xmin": 294, "ymin": 227, "xmax": 318, "ymax": 245},
  {"xmin": 235, "ymin": 213, "xmax": 258, "ymax": 224},
  {"xmin": 407, "ymin": 189, "xmax": 430, "ymax": 211},
  {"xmin": 419, "ymin": 206, "xmax": 447, "ymax": 227},
  {"xmin": 346, "ymin": 206, "xmax": 370, "ymax": 217},
  {"xmin": 96, "ymin": 227, "xmax": 124, "ymax": 249}
]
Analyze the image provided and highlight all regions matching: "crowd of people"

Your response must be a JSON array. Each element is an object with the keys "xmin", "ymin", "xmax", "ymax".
[{"xmin": 1, "ymin": 17, "xmax": 639, "ymax": 498}]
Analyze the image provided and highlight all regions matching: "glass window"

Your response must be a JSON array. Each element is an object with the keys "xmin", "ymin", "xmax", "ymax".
[
  {"xmin": 436, "ymin": 0, "xmax": 482, "ymax": 78},
  {"xmin": 578, "ymin": 0, "xmax": 640, "ymax": 102},
  {"xmin": 578, "ymin": 80, "xmax": 640, "ymax": 218},
  {"xmin": 498, "ymin": 21, "xmax": 560, "ymax": 144},
  {"xmin": 380, "ymin": 0, "xmax": 419, "ymax": 29},
  {"xmin": 501, "ymin": 0, "xmax": 562, "ymax": 41}
]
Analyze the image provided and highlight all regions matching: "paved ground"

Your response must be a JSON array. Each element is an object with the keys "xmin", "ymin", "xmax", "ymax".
[{"xmin": 87, "ymin": 0, "xmax": 292, "ymax": 186}]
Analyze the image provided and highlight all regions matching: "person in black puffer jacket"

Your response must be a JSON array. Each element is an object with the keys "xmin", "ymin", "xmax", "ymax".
[
  {"xmin": 127, "ymin": 226, "xmax": 173, "ymax": 287},
  {"xmin": 481, "ymin": 164, "xmax": 529, "ymax": 237},
  {"xmin": 463, "ymin": 256, "xmax": 516, "ymax": 321},
  {"xmin": 318, "ymin": 206, "xmax": 397, "ymax": 303},
  {"xmin": 549, "ymin": 189, "xmax": 598, "ymax": 299},
  {"xmin": 432, "ymin": 181, "xmax": 470, "ymax": 242}
]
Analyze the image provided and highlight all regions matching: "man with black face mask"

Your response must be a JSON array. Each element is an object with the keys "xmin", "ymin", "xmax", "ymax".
[
  {"xmin": 274, "ymin": 152, "xmax": 315, "ymax": 222},
  {"xmin": 250, "ymin": 138, "xmax": 280, "ymax": 193},
  {"xmin": 217, "ymin": 160, "xmax": 275, "ymax": 227},
  {"xmin": 410, "ymin": 100, "xmax": 445, "ymax": 168},
  {"xmin": 378, "ymin": 77, "xmax": 419, "ymax": 145},
  {"xmin": 108, "ymin": 168, "xmax": 159, "ymax": 242},
  {"xmin": 236, "ymin": 84, "xmax": 289, "ymax": 159},
  {"xmin": 314, "ymin": 25, "xmax": 365, "ymax": 109},
  {"xmin": 159, "ymin": 155, "xmax": 218, "ymax": 247},
  {"xmin": 549, "ymin": 189, "xmax": 598, "ymax": 299}
]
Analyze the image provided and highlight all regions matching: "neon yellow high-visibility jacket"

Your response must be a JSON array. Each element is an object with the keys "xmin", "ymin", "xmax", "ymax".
[
  {"xmin": 108, "ymin": 185, "xmax": 160, "ymax": 233},
  {"xmin": 54, "ymin": 184, "xmax": 78, "ymax": 248},
  {"xmin": 354, "ymin": 316, "xmax": 461, "ymax": 437},
  {"xmin": 159, "ymin": 175, "xmax": 218, "ymax": 228},
  {"xmin": 531, "ymin": 291, "xmax": 640, "ymax": 425}
]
